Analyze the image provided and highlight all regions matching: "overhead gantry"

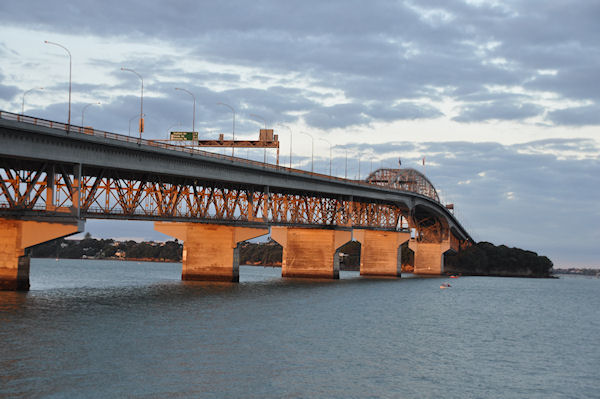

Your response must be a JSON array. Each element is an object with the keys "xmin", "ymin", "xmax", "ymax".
[{"xmin": 0, "ymin": 111, "xmax": 472, "ymax": 289}]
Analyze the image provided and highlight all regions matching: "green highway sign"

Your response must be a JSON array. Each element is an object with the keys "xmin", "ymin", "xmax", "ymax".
[{"xmin": 170, "ymin": 131, "xmax": 198, "ymax": 141}]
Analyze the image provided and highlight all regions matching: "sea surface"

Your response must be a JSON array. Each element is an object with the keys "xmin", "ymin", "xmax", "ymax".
[{"xmin": 1, "ymin": 259, "xmax": 599, "ymax": 398}]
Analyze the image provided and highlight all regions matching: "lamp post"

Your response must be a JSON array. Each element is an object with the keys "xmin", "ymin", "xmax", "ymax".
[
  {"xmin": 129, "ymin": 114, "xmax": 144, "ymax": 136},
  {"xmin": 277, "ymin": 123, "xmax": 293, "ymax": 169},
  {"xmin": 121, "ymin": 67, "xmax": 143, "ymax": 140},
  {"xmin": 300, "ymin": 131, "xmax": 314, "ymax": 173},
  {"xmin": 345, "ymin": 149, "xmax": 348, "ymax": 179},
  {"xmin": 21, "ymin": 87, "xmax": 44, "ymax": 115},
  {"xmin": 217, "ymin": 102, "xmax": 235, "ymax": 156},
  {"xmin": 175, "ymin": 88, "xmax": 195, "ymax": 134},
  {"xmin": 81, "ymin": 101, "xmax": 100, "ymax": 126},
  {"xmin": 44, "ymin": 40, "xmax": 71, "ymax": 128},
  {"xmin": 250, "ymin": 113, "xmax": 267, "ymax": 162},
  {"xmin": 319, "ymin": 138, "xmax": 332, "ymax": 176}
]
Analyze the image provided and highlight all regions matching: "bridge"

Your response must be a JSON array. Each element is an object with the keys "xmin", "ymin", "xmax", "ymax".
[{"xmin": 0, "ymin": 110, "xmax": 473, "ymax": 290}]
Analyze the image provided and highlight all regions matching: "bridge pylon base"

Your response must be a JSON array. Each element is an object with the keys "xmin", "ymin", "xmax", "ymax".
[
  {"xmin": 354, "ymin": 230, "xmax": 410, "ymax": 277},
  {"xmin": 409, "ymin": 240, "xmax": 453, "ymax": 275},
  {"xmin": 0, "ymin": 219, "xmax": 83, "ymax": 291},
  {"xmin": 155, "ymin": 222, "xmax": 268, "ymax": 282},
  {"xmin": 271, "ymin": 227, "xmax": 351, "ymax": 279}
]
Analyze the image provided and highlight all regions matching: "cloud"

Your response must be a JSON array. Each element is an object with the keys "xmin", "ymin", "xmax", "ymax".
[
  {"xmin": 0, "ymin": 83, "xmax": 18, "ymax": 102},
  {"xmin": 1, "ymin": 0, "xmax": 599, "ymax": 130},
  {"xmin": 304, "ymin": 101, "xmax": 443, "ymax": 129},
  {"xmin": 453, "ymin": 100, "xmax": 543, "ymax": 122},
  {"xmin": 547, "ymin": 105, "xmax": 600, "ymax": 126},
  {"xmin": 0, "ymin": 72, "xmax": 18, "ymax": 101}
]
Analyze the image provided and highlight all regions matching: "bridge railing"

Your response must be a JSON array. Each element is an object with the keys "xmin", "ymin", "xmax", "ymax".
[{"xmin": 0, "ymin": 110, "xmax": 441, "ymax": 202}]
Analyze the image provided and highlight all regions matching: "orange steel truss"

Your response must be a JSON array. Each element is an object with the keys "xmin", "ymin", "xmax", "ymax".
[{"xmin": 0, "ymin": 160, "xmax": 409, "ymax": 231}]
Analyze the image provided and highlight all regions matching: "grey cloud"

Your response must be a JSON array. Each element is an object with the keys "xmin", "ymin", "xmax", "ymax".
[
  {"xmin": 547, "ymin": 105, "xmax": 600, "ymax": 126},
  {"xmin": 525, "ymin": 66, "xmax": 600, "ymax": 102},
  {"xmin": 2, "ymin": 1, "xmax": 600, "ymax": 130},
  {"xmin": 0, "ymin": 72, "xmax": 18, "ymax": 101},
  {"xmin": 0, "ymin": 83, "xmax": 18, "ymax": 102},
  {"xmin": 304, "ymin": 103, "xmax": 369, "ymax": 129},
  {"xmin": 304, "ymin": 101, "xmax": 443, "ymax": 129},
  {"xmin": 2, "ymin": 1, "xmax": 598, "ymax": 125},
  {"xmin": 453, "ymin": 101, "xmax": 543, "ymax": 123},
  {"xmin": 512, "ymin": 138, "xmax": 600, "ymax": 154}
]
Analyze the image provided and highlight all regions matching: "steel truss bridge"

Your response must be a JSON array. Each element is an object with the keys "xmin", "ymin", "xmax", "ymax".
[{"xmin": 0, "ymin": 110, "xmax": 472, "ymax": 246}]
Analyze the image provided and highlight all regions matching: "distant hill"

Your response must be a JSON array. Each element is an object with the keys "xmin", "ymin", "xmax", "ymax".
[
  {"xmin": 29, "ymin": 233, "xmax": 183, "ymax": 262},
  {"xmin": 444, "ymin": 241, "xmax": 553, "ymax": 278}
]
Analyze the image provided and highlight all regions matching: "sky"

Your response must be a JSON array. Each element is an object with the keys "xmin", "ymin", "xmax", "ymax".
[{"xmin": 1, "ymin": 0, "xmax": 598, "ymax": 268}]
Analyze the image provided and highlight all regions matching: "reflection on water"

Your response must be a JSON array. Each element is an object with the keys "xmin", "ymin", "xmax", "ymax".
[
  {"xmin": 1, "ymin": 259, "xmax": 599, "ymax": 398},
  {"xmin": 0, "ymin": 291, "xmax": 27, "ymax": 314}
]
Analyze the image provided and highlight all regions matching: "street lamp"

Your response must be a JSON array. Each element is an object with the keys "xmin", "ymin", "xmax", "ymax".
[
  {"xmin": 81, "ymin": 101, "xmax": 101, "ymax": 126},
  {"xmin": 277, "ymin": 123, "xmax": 293, "ymax": 169},
  {"xmin": 44, "ymin": 40, "xmax": 71, "ymax": 128},
  {"xmin": 217, "ymin": 102, "xmax": 235, "ymax": 156},
  {"xmin": 175, "ymin": 88, "xmax": 195, "ymax": 134},
  {"xmin": 300, "ymin": 131, "xmax": 314, "ymax": 173},
  {"xmin": 319, "ymin": 137, "xmax": 332, "ymax": 176},
  {"xmin": 21, "ymin": 87, "xmax": 44, "ymax": 115},
  {"xmin": 121, "ymin": 67, "xmax": 144, "ymax": 140}
]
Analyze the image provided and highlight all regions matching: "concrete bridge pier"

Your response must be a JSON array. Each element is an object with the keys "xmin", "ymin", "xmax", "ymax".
[
  {"xmin": 409, "ymin": 239, "xmax": 456, "ymax": 275},
  {"xmin": 0, "ymin": 219, "xmax": 84, "ymax": 291},
  {"xmin": 155, "ymin": 222, "xmax": 268, "ymax": 282},
  {"xmin": 354, "ymin": 230, "xmax": 410, "ymax": 277},
  {"xmin": 271, "ymin": 227, "xmax": 351, "ymax": 279}
]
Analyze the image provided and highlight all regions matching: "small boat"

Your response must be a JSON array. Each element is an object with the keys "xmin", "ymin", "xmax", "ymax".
[{"xmin": 440, "ymin": 283, "xmax": 451, "ymax": 289}]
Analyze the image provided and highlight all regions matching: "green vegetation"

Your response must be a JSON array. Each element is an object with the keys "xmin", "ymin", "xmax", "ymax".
[
  {"xmin": 239, "ymin": 240, "xmax": 282, "ymax": 266},
  {"xmin": 444, "ymin": 241, "xmax": 553, "ymax": 277},
  {"xmin": 29, "ymin": 233, "xmax": 556, "ymax": 278},
  {"xmin": 30, "ymin": 233, "xmax": 183, "ymax": 262}
]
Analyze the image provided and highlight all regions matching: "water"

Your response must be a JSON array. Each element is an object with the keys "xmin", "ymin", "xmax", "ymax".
[{"xmin": 1, "ymin": 259, "xmax": 599, "ymax": 398}]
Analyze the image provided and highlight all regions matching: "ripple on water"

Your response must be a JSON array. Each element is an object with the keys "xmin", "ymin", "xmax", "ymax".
[{"xmin": 1, "ymin": 260, "xmax": 599, "ymax": 398}]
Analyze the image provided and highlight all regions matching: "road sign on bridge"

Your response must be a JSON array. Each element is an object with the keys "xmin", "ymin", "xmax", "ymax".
[{"xmin": 170, "ymin": 131, "xmax": 198, "ymax": 141}]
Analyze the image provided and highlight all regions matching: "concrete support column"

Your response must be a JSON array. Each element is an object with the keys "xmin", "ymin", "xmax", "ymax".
[
  {"xmin": 0, "ymin": 219, "xmax": 83, "ymax": 291},
  {"xmin": 353, "ymin": 230, "xmax": 410, "ymax": 277},
  {"xmin": 155, "ymin": 222, "xmax": 268, "ymax": 282},
  {"xmin": 409, "ymin": 240, "xmax": 452, "ymax": 275},
  {"xmin": 271, "ymin": 227, "xmax": 351, "ymax": 279}
]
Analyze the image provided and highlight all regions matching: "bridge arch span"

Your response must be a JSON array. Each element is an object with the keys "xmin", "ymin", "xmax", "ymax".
[{"xmin": 365, "ymin": 168, "xmax": 439, "ymax": 202}]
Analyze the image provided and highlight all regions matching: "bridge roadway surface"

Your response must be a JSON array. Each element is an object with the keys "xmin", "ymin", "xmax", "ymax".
[{"xmin": 0, "ymin": 112, "xmax": 471, "ymax": 240}]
